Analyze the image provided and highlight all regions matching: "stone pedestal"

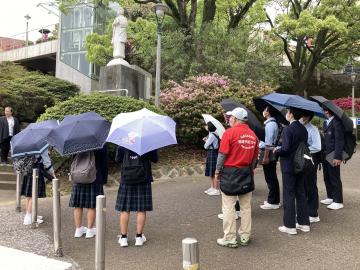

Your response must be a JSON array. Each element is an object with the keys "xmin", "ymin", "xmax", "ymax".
[{"xmin": 98, "ymin": 63, "xmax": 151, "ymax": 100}]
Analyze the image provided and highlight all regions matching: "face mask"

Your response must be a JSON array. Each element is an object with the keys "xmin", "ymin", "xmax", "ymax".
[
  {"xmin": 299, "ymin": 118, "xmax": 305, "ymax": 125},
  {"xmin": 285, "ymin": 112, "xmax": 291, "ymax": 122},
  {"xmin": 262, "ymin": 111, "xmax": 267, "ymax": 118}
]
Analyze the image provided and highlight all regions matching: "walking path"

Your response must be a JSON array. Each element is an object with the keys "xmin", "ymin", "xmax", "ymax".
[{"xmin": 0, "ymin": 151, "xmax": 359, "ymax": 269}]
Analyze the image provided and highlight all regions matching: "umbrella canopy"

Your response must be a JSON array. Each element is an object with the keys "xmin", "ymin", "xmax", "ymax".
[
  {"xmin": 46, "ymin": 112, "xmax": 110, "ymax": 156},
  {"xmin": 201, "ymin": 114, "xmax": 225, "ymax": 139},
  {"xmin": 261, "ymin": 93, "xmax": 325, "ymax": 118},
  {"xmin": 220, "ymin": 98, "xmax": 265, "ymax": 141},
  {"xmin": 253, "ymin": 98, "xmax": 288, "ymax": 125},
  {"xmin": 310, "ymin": 96, "xmax": 353, "ymax": 132},
  {"xmin": 11, "ymin": 120, "xmax": 59, "ymax": 158},
  {"xmin": 106, "ymin": 108, "xmax": 177, "ymax": 156}
]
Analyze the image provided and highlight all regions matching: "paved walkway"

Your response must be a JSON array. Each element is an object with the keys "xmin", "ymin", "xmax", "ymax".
[{"xmin": 1, "ymin": 151, "xmax": 360, "ymax": 269}]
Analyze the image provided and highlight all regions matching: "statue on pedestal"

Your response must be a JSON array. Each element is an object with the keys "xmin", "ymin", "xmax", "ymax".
[{"xmin": 107, "ymin": 6, "xmax": 129, "ymax": 66}]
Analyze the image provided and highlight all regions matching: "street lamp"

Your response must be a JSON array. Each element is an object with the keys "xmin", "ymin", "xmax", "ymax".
[
  {"xmin": 152, "ymin": 3, "xmax": 168, "ymax": 107},
  {"xmin": 351, "ymin": 71, "xmax": 356, "ymax": 118},
  {"xmin": 24, "ymin": 14, "xmax": 31, "ymax": 46}
]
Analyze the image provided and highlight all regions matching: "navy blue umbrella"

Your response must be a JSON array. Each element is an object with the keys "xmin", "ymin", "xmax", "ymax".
[
  {"xmin": 261, "ymin": 93, "xmax": 325, "ymax": 118},
  {"xmin": 46, "ymin": 112, "xmax": 110, "ymax": 156},
  {"xmin": 253, "ymin": 98, "xmax": 288, "ymax": 125},
  {"xmin": 11, "ymin": 120, "xmax": 59, "ymax": 158}
]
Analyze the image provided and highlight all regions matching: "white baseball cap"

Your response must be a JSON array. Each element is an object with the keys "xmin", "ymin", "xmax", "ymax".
[{"xmin": 226, "ymin": 107, "xmax": 248, "ymax": 121}]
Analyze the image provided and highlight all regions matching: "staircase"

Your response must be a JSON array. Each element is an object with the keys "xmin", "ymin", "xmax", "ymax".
[{"xmin": 0, "ymin": 164, "xmax": 17, "ymax": 190}]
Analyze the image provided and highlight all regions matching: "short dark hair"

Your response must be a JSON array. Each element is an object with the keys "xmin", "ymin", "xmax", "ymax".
[
  {"xmin": 4, "ymin": 106, "xmax": 13, "ymax": 112},
  {"xmin": 266, "ymin": 106, "xmax": 277, "ymax": 117},
  {"xmin": 207, "ymin": 122, "xmax": 217, "ymax": 132},
  {"xmin": 302, "ymin": 110, "xmax": 314, "ymax": 121},
  {"xmin": 289, "ymin": 107, "xmax": 307, "ymax": 120},
  {"xmin": 323, "ymin": 107, "xmax": 333, "ymax": 116}
]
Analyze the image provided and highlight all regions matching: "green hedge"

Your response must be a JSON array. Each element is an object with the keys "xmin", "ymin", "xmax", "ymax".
[{"xmin": 38, "ymin": 93, "xmax": 164, "ymax": 122}]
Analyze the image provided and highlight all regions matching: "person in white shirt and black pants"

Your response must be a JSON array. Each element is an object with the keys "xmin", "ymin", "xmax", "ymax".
[
  {"xmin": 300, "ymin": 112, "xmax": 322, "ymax": 223},
  {"xmin": 0, "ymin": 106, "xmax": 20, "ymax": 164}
]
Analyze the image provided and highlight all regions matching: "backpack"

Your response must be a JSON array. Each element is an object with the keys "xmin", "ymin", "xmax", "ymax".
[
  {"xmin": 343, "ymin": 132, "xmax": 357, "ymax": 162},
  {"xmin": 69, "ymin": 152, "xmax": 96, "ymax": 184},
  {"xmin": 121, "ymin": 150, "xmax": 146, "ymax": 184},
  {"xmin": 294, "ymin": 141, "xmax": 314, "ymax": 174},
  {"xmin": 13, "ymin": 156, "xmax": 37, "ymax": 175}
]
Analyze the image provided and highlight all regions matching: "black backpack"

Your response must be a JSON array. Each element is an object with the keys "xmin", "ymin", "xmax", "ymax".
[
  {"xmin": 121, "ymin": 150, "xmax": 146, "ymax": 184},
  {"xmin": 294, "ymin": 141, "xmax": 314, "ymax": 174},
  {"xmin": 343, "ymin": 132, "xmax": 357, "ymax": 162}
]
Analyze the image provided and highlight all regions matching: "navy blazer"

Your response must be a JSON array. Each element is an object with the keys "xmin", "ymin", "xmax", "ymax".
[
  {"xmin": 116, "ymin": 147, "xmax": 159, "ymax": 183},
  {"xmin": 323, "ymin": 117, "xmax": 344, "ymax": 160},
  {"xmin": 94, "ymin": 145, "xmax": 109, "ymax": 185},
  {"xmin": 276, "ymin": 121, "xmax": 308, "ymax": 174}
]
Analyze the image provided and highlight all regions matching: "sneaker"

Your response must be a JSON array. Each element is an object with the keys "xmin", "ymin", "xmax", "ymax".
[
  {"xmin": 23, "ymin": 214, "xmax": 44, "ymax": 225},
  {"xmin": 118, "ymin": 236, "xmax": 128, "ymax": 247},
  {"xmin": 204, "ymin": 187, "xmax": 215, "ymax": 194},
  {"xmin": 216, "ymin": 238, "xmax": 238, "ymax": 248},
  {"xmin": 278, "ymin": 226, "xmax": 297, "ymax": 235},
  {"xmin": 74, "ymin": 226, "xmax": 87, "ymax": 238},
  {"xmin": 217, "ymin": 213, "xmax": 239, "ymax": 220},
  {"xmin": 327, "ymin": 202, "xmax": 344, "ymax": 210},
  {"xmin": 296, "ymin": 223, "xmax": 310, "ymax": 232},
  {"xmin": 239, "ymin": 237, "xmax": 250, "ymax": 246},
  {"xmin": 320, "ymin": 198, "xmax": 333, "ymax": 205},
  {"xmin": 208, "ymin": 189, "xmax": 221, "ymax": 196},
  {"xmin": 135, "ymin": 234, "xmax": 147, "ymax": 246},
  {"xmin": 260, "ymin": 201, "xmax": 281, "ymax": 210},
  {"xmin": 309, "ymin": 216, "xmax": 320, "ymax": 223},
  {"xmin": 37, "ymin": 216, "xmax": 44, "ymax": 220},
  {"xmin": 85, "ymin": 227, "xmax": 96, "ymax": 238}
]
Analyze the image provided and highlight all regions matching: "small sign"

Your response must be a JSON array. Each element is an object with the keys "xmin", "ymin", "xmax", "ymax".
[{"xmin": 357, "ymin": 118, "xmax": 360, "ymax": 126}]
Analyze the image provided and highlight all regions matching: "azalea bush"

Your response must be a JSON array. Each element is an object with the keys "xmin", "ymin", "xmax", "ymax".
[
  {"xmin": 333, "ymin": 97, "xmax": 360, "ymax": 113},
  {"xmin": 160, "ymin": 74, "xmax": 272, "ymax": 144}
]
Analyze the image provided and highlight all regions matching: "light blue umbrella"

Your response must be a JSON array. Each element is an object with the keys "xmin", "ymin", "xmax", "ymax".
[
  {"xmin": 261, "ymin": 93, "xmax": 325, "ymax": 118},
  {"xmin": 106, "ymin": 108, "xmax": 177, "ymax": 155},
  {"xmin": 11, "ymin": 120, "xmax": 59, "ymax": 158}
]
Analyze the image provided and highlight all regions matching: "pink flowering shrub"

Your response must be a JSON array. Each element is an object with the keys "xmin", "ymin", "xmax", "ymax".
[
  {"xmin": 332, "ymin": 97, "xmax": 360, "ymax": 113},
  {"xmin": 160, "ymin": 74, "xmax": 272, "ymax": 144}
]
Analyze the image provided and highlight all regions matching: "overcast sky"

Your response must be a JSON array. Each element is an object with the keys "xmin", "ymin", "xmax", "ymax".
[{"xmin": 0, "ymin": 0, "xmax": 59, "ymax": 41}]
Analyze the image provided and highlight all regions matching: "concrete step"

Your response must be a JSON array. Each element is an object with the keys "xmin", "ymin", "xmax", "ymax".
[
  {"xmin": 0, "ymin": 164, "xmax": 15, "ymax": 173},
  {"xmin": 0, "ymin": 180, "xmax": 16, "ymax": 190}
]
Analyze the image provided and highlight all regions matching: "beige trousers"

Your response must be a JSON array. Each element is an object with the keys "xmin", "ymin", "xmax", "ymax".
[{"xmin": 222, "ymin": 192, "xmax": 252, "ymax": 241}]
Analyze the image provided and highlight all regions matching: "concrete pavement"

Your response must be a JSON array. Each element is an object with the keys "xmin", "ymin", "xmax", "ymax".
[{"xmin": 1, "ymin": 151, "xmax": 360, "ymax": 269}]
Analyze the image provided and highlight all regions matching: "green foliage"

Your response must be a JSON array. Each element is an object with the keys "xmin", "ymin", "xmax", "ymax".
[
  {"xmin": 86, "ymin": 32, "xmax": 113, "ymax": 67},
  {"xmin": 38, "ymin": 93, "xmax": 164, "ymax": 122},
  {"xmin": 160, "ymin": 74, "xmax": 272, "ymax": 144},
  {"xmin": 0, "ymin": 62, "xmax": 79, "ymax": 122}
]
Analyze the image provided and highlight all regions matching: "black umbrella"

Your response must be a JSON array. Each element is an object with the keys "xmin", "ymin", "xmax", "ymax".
[
  {"xmin": 220, "ymin": 98, "xmax": 265, "ymax": 141},
  {"xmin": 253, "ymin": 98, "xmax": 288, "ymax": 125},
  {"xmin": 46, "ymin": 112, "xmax": 111, "ymax": 156},
  {"xmin": 310, "ymin": 96, "xmax": 353, "ymax": 132}
]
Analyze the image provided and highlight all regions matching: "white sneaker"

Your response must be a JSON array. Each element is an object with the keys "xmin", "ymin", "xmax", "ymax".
[
  {"xmin": 118, "ymin": 236, "xmax": 128, "ymax": 247},
  {"xmin": 204, "ymin": 187, "xmax": 215, "ymax": 194},
  {"xmin": 135, "ymin": 234, "xmax": 147, "ymax": 246},
  {"xmin": 217, "ymin": 213, "xmax": 239, "ymax": 220},
  {"xmin": 296, "ymin": 223, "xmax": 310, "ymax": 232},
  {"xmin": 85, "ymin": 227, "xmax": 96, "ymax": 238},
  {"xmin": 216, "ymin": 238, "xmax": 238, "ymax": 248},
  {"xmin": 309, "ymin": 216, "xmax": 320, "ymax": 223},
  {"xmin": 278, "ymin": 226, "xmax": 297, "ymax": 235},
  {"xmin": 74, "ymin": 226, "xmax": 87, "ymax": 238},
  {"xmin": 327, "ymin": 202, "xmax": 344, "ymax": 210},
  {"xmin": 37, "ymin": 216, "xmax": 44, "ymax": 220},
  {"xmin": 23, "ymin": 214, "xmax": 44, "ymax": 225},
  {"xmin": 320, "ymin": 198, "xmax": 333, "ymax": 205},
  {"xmin": 208, "ymin": 189, "xmax": 221, "ymax": 196},
  {"xmin": 260, "ymin": 201, "xmax": 281, "ymax": 210}
]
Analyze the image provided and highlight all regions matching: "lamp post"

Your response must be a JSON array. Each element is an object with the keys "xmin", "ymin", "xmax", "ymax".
[
  {"xmin": 152, "ymin": 3, "xmax": 168, "ymax": 107},
  {"xmin": 351, "ymin": 71, "xmax": 356, "ymax": 119},
  {"xmin": 24, "ymin": 14, "xmax": 31, "ymax": 46}
]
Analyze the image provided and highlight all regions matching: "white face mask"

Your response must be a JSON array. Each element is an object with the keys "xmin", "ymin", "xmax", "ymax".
[
  {"xmin": 262, "ymin": 111, "xmax": 267, "ymax": 118},
  {"xmin": 299, "ymin": 118, "xmax": 305, "ymax": 125},
  {"xmin": 285, "ymin": 112, "xmax": 291, "ymax": 122}
]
